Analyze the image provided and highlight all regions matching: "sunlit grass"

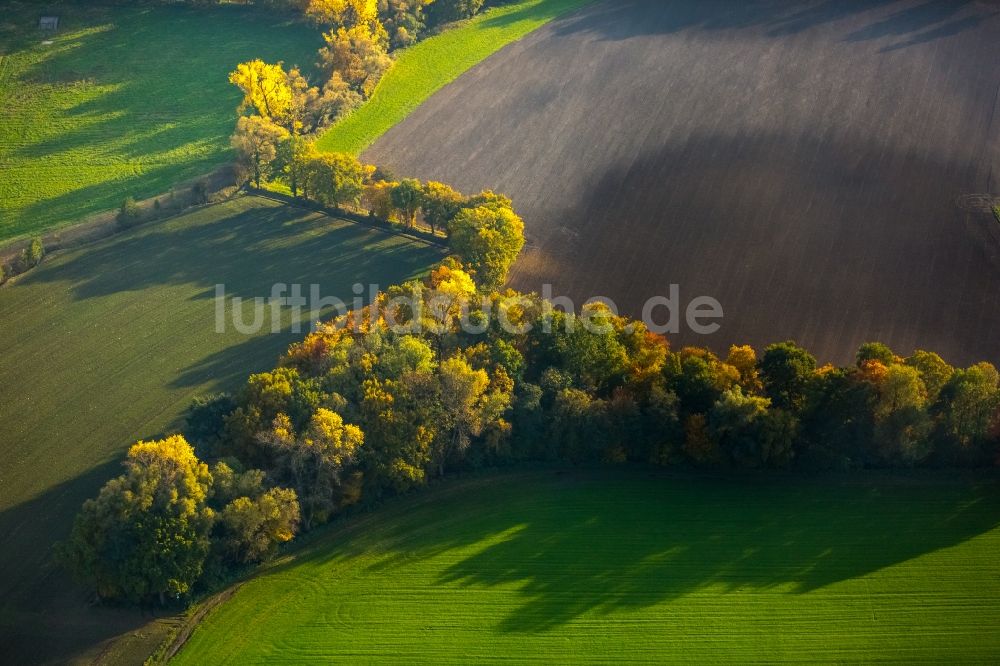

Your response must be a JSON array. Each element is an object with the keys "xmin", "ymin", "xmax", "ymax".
[
  {"xmin": 174, "ymin": 469, "xmax": 1000, "ymax": 663},
  {"xmin": 315, "ymin": 0, "xmax": 591, "ymax": 156},
  {"xmin": 0, "ymin": 2, "xmax": 320, "ymax": 242}
]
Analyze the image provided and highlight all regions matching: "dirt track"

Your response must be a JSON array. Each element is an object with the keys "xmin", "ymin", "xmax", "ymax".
[{"xmin": 365, "ymin": 0, "xmax": 1000, "ymax": 365}]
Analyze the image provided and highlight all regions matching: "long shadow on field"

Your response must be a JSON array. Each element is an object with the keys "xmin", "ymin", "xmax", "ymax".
[
  {"xmin": 3, "ymin": 2, "xmax": 319, "ymax": 235},
  {"xmin": 0, "ymin": 460, "xmax": 165, "ymax": 663},
  {"xmin": 552, "ymin": 0, "xmax": 993, "ymax": 50},
  {"xmin": 166, "ymin": 325, "xmax": 302, "ymax": 391},
  {"xmin": 360, "ymin": 471, "xmax": 1000, "ymax": 633},
  {"xmin": 20, "ymin": 198, "xmax": 441, "ymax": 302},
  {"xmin": 0, "ymin": 199, "xmax": 440, "ymax": 662},
  {"xmin": 510, "ymin": 126, "xmax": 1000, "ymax": 367}
]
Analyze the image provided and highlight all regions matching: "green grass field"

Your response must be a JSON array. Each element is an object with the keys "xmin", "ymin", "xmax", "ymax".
[
  {"xmin": 314, "ymin": 0, "xmax": 591, "ymax": 156},
  {"xmin": 0, "ymin": 2, "xmax": 320, "ymax": 243},
  {"xmin": 174, "ymin": 468, "xmax": 1000, "ymax": 663},
  {"xmin": 0, "ymin": 196, "xmax": 442, "ymax": 663}
]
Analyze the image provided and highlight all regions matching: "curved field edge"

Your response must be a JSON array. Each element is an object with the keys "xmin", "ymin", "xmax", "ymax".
[
  {"xmin": 172, "ymin": 468, "xmax": 1000, "ymax": 663},
  {"xmin": 0, "ymin": 195, "xmax": 443, "ymax": 664},
  {"xmin": 314, "ymin": 0, "xmax": 593, "ymax": 156}
]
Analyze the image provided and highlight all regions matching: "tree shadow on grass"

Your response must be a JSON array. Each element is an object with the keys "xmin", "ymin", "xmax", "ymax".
[
  {"xmin": 311, "ymin": 469, "xmax": 1000, "ymax": 634},
  {"xmin": 1, "ymin": 2, "xmax": 321, "ymax": 237},
  {"xmin": 0, "ymin": 461, "xmax": 173, "ymax": 665},
  {"xmin": 0, "ymin": 198, "xmax": 442, "ymax": 663},
  {"xmin": 20, "ymin": 197, "xmax": 443, "ymax": 302},
  {"xmin": 450, "ymin": 473, "xmax": 1000, "ymax": 632}
]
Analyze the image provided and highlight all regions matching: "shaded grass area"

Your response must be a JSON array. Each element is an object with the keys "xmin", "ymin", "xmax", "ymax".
[
  {"xmin": 0, "ymin": 196, "xmax": 443, "ymax": 663},
  {"xmin": 314, "ymin": 0, "xmax": 591, "ymax": 156},
  {"xmin": 175, "ymin": 468, "xmax": 1000, "ymax": 663},
  {"xmin": 0, "ymin": 2, "xmax": 320, "ymax": 243}
]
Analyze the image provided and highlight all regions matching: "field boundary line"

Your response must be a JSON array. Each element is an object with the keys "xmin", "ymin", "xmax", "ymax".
[
  {"xmin": 0, "ymin": 168, "xmax": 236, "ymax": 270},
  {"xmin": 247, "ymin": 188, "xmax": 449, "ymax": 249},
  {"xmin": 315, "ymin": 0, "xmax": 596, "ymax": 155},
  {"xmin": 149, "ymin": 583, "xmax": 244, "ymax": 665}
]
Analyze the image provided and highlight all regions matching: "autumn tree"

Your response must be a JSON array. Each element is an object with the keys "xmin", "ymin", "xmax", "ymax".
[
  {"xmin": 435, "ymin": 355, "xmax": 489, "ymax": 473},
  {"xmin": 275, "ymin": 134, "xmax": 315, "ymax": 198},
  {"xmin": 260, "ymin": 409, "xmax": 364, "ymax": 528},
  {"xmin": 666, "ymin": 348, "xmax": 738, "ymax": 415},
  {"xmin": 932, "ymin": 362, "xmax": 1000, "ymax": 463},
  {"xmin": 185, "ymin": 393, "xmax": 236, "ymax": 456},
  {"xmin": 60, "ymin": 436, "xmax": 215, "ymax": 603},
  {"xmin": 871, "ymin": 363, "xmax": 932, "ymax": 464},
  {"xmin": 229, "ymin": 60, "xmax": 295, "ymax": 129},
  {"xmin": 426, "ymin": 0, "xmax": 484, "ymax": 26},
  {"xmin": 551, "ymin": 304, "xmax": 629, "ymax": 393},
  {"xmin": 210, "ymin": 463, "xmax": 300, "ymax": 565},
  {"xmin": 726, "ymin": 344, "xmax": 762, "ymax": 393},
  {"xmin": 759, "ymin": 341, "xmax": 817, "ymax": 411},
  {"xmin": 421, "ymin": 180, "xmax": 464, "ymax": 234},
  {"xmin": 317, "ymin": 24, "xmax": 391, "ymax": 96},
  {"xmin": 288, "ymin": 67, "xmax": 361, "ymax": 133},
  {"xmin": 422, "ymin": 264, "xmax": 477, "ymax": 344},
  {"xmin": 448, "ymin": 201, "xmax": 525, "ymax": 289},
  {"xmin": 545, "ymin": 387, "xmax": 609, "ymax": 462},
  {"xmin": 304, "ymin": 151, "xmax": 368, "ymax": 210},
  {"xmin": 363, "ymin": 179, "xmax": 397, "ymax": 219},
  {"xmin": 709, "ymin": 388, "xmax": 796, "ymax": 467},
  {"xmin": 232, "ymin": 115, "xmax": 289, "ymax": 188},
  {"xmin": 307, "ymin": 0, "xmax": 383, "ymax": 32},
  {"xmin": 905, "ymin": 350, "xmax": 954, "ymax": 404},
  {"xmin": 381, "ymin": 0, "xmax": 433, "ymax": 47},
  {"xmin": 223, "ymin": 367, "xmax": 323, "ymax": 465},
  {"xmin": 357, "ymin": 376, "xmax": 435, "ymax": 492},
  {"xmin": 390, "ymin": 178, "xmax": 423, "ymax": 228},
  {"xmin": 856, "ymin": 342, "xmax": 898, "ymax": 367}
]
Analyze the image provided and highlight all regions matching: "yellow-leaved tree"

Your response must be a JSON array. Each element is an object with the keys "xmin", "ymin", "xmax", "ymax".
[
  {"xmin": 59, "ymin": 436, "xmax": 215, "ymax": 603},
  {"xmin": 260, "ymin": 409, "xmax": 365, "ymax": 528},
  {"xmin": 306, "ymin": 0, "xmax": 382, "ymax": 28},
  {"xmin": 318, "ymin": 23, "xmax": 392, "ymax": 96},
  {"xmin": 228, "ymin": 59, "xmax": 295, "ymax": 129}
]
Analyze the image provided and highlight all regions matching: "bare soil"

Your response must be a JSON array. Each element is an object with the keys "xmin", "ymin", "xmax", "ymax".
[{"xmin": 365, "ymin": 0, "xmax": 1000, "ymax": 365}]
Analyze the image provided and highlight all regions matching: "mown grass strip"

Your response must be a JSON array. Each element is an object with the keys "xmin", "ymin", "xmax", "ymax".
[
  {"xmin": 314, "ymin": 0, "xmax": 592, "ymax": 156},
  {"xmin": 172, "ymin": 468, "xmax": 1000, "ymax": 663}
]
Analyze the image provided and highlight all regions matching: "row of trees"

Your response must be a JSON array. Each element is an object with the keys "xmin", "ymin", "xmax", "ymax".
[
  {"xmin": 63, "ymin": 244, "xmax": 1000, "ymax": 602},
  {"xmin": 60, "ymin": 168, "xmax": 528, "ymax": 602},
  {"xmin": 304, "ymin": 0, "xmax": 488, "ymax": 49},
  {"xmin": 227, "ymin": 0, "xmax": 496, "ymax": 174},
  {"xmin": 232, "ymin": 127, "xmax": 526, "ymax": 288}
]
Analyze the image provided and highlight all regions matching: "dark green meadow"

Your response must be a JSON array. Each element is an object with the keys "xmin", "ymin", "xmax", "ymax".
[{"xmin": 0, "ymin": 196, "xmax": 442, "ymax": 662}]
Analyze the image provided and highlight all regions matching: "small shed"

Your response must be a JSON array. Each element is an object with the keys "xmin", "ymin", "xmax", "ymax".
[{"xmin": 39, "ymin": 16, "xmax": 59, "ymax": 31}]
